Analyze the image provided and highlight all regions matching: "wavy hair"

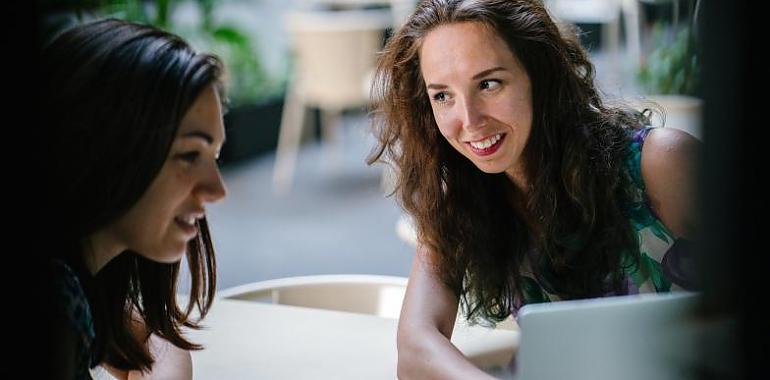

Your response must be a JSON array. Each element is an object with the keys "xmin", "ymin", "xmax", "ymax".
[
  {"xmin": 42, "ymin": 19, "xmax": 222, "ymax": 371},
  {"xmin": 368, "ymin": 0, "xmax": 648, "ymax": 322}
]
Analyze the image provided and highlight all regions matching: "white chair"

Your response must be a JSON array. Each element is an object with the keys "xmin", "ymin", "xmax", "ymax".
[
  {"xmin": 272, "ymin": 9, "xmax": 392, "ymax": 194},
  {"xmin": 218, "ymin": 274, "xmax": 408, "ymax": 319},
  {"xmin": 544, "ymin": 0, "xmax": 635, "ymax": 83},
  {"xmin": 545, "ymin": 0, "xmax": 623, "ymax": 50}
]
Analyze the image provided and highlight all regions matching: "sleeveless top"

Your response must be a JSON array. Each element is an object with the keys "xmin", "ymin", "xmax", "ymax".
[{"xmin": 510, "ymin": 127, "xmax": 697, "ymax": 317}]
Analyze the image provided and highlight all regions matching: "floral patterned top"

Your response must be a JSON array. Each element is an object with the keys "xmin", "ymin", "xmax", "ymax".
[
  {"xmin": 511, "ymin": 127, "xmax": 697, "ymax": 317},
  {"xmin": 52, "ymin": 259, "xmax": 96, "ymax": 379}
]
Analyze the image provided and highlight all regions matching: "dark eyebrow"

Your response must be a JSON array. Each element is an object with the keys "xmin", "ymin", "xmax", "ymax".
[
  {"xmin": 472, "ymin": 67, "xmax": 507, "ymax": 80},
  {"xmin": 427, "ymin": 67, "xmax": 508, "ymax": 90},
  {"xmin": 427, "ymin": 83, "xmax": 448, "ymax": 90},
  {"xmin": 182, "ymin": 131, "xmax": 213, "ymax": 145}
]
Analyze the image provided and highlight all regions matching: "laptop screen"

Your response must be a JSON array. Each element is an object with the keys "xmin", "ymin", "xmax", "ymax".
[{"xmin": 513, "ymin": 292, "xmax": 702, "ymax": 380}]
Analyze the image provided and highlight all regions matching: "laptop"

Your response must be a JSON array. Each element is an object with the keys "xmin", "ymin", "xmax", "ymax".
[{"xmin": 511, "ymin": 292, "xmax": 703, "ymax": 380}]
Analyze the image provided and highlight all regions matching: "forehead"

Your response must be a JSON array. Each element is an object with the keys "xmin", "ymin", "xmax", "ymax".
[
  {"xmin": 419, "ymin": 21, "xmax": 516, "ymax": 79},
  {"xmin": 177, "ymin": 85, "xmax": 225, "ymax": 142}
]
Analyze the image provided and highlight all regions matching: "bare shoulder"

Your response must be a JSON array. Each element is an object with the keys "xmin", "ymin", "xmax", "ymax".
[
  {"xmin": 641, "ymin": 127, "xmax": 700, "ymax": 183},
  {"xmin": 642, "ymin": 127, "xmax": 700, "ymax": 158},
  {"xmin": 640, "ymin": 127, "xmax": 701, "ymax": 238}
]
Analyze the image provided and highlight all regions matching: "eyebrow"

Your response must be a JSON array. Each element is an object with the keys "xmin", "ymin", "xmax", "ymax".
[
  {"xmin": 182, "ymin": 131, "xmax": 226, "ymax": 146},
  {"xmin": 182, "ymin": 131, "xmax": 213, "ymax": 144},
  {"xmin": 426, "ymin": 66, "xmax": 508, "ymax": 90},
  {"xmin": 472, "ymin": 66, "xmax": 507, "ymax": 80}
]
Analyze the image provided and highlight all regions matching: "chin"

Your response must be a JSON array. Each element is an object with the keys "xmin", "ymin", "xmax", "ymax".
[
  {"xmin": 167, "ymin": 249, "xmax": 188, "ymax": 263},
  {"xmin": 151, "ymin": 247, "xmax": 187, "ymax": 264},
  {"xmin": 473, "ymin": 161, "xmax": 507, "ymax": 174}
]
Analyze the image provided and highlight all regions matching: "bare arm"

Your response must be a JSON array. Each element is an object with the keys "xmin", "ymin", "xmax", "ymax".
[
  {"xmin": 397, "ymin": 246, "xmax": 498, "ymax": 380},
  {"xmin": 641, "ymin": 127, "xmax": 701, "ymax": 239}
]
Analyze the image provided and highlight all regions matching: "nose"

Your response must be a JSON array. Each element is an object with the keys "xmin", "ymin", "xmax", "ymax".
[
  {"xmin": 197, "ymin": 162, "xmax": 227, "ymax": 203},
  {"xmin": 458, "ymin": 96, "xmax": 486, "ymax": 132}
]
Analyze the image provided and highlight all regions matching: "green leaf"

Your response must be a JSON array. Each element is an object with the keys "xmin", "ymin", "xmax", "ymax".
[{"xmin": 637, "ymin": 22, "xmax": 699, "ymax": 96}]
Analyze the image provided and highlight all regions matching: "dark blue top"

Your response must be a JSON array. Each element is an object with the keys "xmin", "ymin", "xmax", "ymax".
[{"xmin": 52, "ymin": 259, "xmax": 95, "ymax": 379}]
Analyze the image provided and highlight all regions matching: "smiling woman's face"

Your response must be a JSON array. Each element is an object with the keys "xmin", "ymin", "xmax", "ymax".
[
  {"xmin": 420, "ymin": 21, "xmax": 533, "ymax": 186},
  {"xmin": 103, "ymin": 84, "xmax": 227, "ymax": 263}
]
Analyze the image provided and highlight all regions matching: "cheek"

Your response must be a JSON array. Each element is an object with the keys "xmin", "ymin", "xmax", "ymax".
[
  {"xmin": 142, "ymin": 169, "xmax": 191, "ymax": 216},
  {"xmin": 495, "ymin": 104, "xmax": 532, "ymax": 140},
  {"xmin": 492, "ymin": 97, "xmax": 519, "ymax": 122},
  {"xmin": 434, "ymin": 110, "xmax": 461, "ymax": 139},
  {"xmin": 130, "ymin": 192, "xmax": 172, "ymax": 231},
  {"xmin": 511, "ymin": 94, "xmax": 533, "ymax": 127}
]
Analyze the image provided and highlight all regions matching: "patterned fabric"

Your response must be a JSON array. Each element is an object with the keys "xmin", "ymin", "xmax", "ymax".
[
  {"xmin": 52, "ymin": 259, "xmax": 95, "ymax": 380},
  {"xmin": 511, "ymin": 127, "xmax": 695, "ymax": 317}
]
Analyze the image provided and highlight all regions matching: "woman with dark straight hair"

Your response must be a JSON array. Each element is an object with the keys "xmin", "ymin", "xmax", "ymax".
[
  {"xmin": 368, "ymin": 0, "xmax": 700, "ymax": 378},
  {"xmin": 43, "ymin": 18, "xmax": 227, "ymax": 379}
]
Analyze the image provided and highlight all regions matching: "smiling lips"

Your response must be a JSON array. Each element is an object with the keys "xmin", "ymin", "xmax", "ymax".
[
  {"xmin": 466, "ymin": 133, "xmax": 505, "ymax": 156},
  {"xmin": 174, "ymin": 214, "xmax": 201, "ymax": 239}
]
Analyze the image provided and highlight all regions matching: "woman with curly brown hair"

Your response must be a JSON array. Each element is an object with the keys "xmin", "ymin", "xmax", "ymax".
[{"xmin": 367, "ymin": 0, "xmax": 700, "ymax": 378}]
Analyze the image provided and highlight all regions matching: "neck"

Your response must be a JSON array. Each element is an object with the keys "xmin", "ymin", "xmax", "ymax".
[
  {"xmin": 505, "ymin": 164, "xmax": 529, "ymax": 191},
  {"xmin": 82, "ymin": 229, "xmax": 124, "ymax": 275},
  {"xmin": 505, "ymin": 179, "xmax": 543, "ymax": 240}
]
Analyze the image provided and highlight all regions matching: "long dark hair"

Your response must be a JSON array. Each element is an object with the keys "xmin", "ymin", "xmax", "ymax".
[
  {"xmin": 42, "ymin": 18, "xmax": 222, "ymax": 371},
  {"xmin": 368, "ymin": 0, "xmax": 648, "ymax": 322}
]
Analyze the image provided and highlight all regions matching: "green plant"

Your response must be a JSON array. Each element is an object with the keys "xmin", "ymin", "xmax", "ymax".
[
  {"xmin": 170, "ymin": 0, "xmax": 285, "ymax": 106},
  {"xmin": 42, "ymin": 0, "xmax": 284, "ymax": 106},
  {"xmin": 637, "ymin": 22, "xmax": 699, "ymax": 96}
]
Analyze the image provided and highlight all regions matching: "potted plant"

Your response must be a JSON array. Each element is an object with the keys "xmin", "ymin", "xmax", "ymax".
[
  {"xmin": 169, "ymin": 0, "xmax": 287, "ymax": 166},
  {"xmin": 638, "ymin": 23, "xmax": 699, "ymax": 96},
  {"xmin": 38, "ymin": 0, "xmax": 287, "ymax": 165},
  {"xmin": 636, "ymin": 0, "xmax": 702, "ymax": 139}
]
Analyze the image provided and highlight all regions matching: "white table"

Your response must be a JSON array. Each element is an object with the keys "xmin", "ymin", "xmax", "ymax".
[{"xmin": 186, "ymin": 298, "xmax": 519, "ymax": 379}]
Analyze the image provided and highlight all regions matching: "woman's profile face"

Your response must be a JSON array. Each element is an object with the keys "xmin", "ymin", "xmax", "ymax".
[
  {"xmin": 420, "ymin": 21, "xmax": 533, "ymax": 186},
  {"xmin": 105, "ymin": 84, "xmax": 227, "ymax": 263}
]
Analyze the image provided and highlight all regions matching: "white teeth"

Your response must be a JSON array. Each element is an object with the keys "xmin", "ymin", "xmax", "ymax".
[
  {"xmin": 469, "ymin": 134, "xmax": 502, "ymax": 149},
  {"xmin": 176, "ymin": 216, "xmax": 196, "ymax": 225}
]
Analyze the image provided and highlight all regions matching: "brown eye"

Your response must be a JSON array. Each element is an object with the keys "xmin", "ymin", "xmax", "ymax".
[
  {"xmin": 480, "ymin": 79, "xmax": 502, "ymax": 90},
  {"xmin": 432, "ymin": 92, "xmax": 448, "ymax": 102},
  {"xmin": 178, "ymin": 152, "xmax": 200, "ymax": 163}
]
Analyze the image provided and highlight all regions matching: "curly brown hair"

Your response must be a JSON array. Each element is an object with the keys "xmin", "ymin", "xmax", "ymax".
[{"xmin": 368, "ymin": 0, "xmax": 649, "ymax": 322}]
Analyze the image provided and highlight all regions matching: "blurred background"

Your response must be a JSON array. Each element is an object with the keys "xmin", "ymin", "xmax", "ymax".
[
  {"xmin": 31, "ymin": 1, "xmax": 765, "ymax": 378},
  {"xmin": 36, "ymin": 0, "xmax": 703, "ymax": 291}
]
